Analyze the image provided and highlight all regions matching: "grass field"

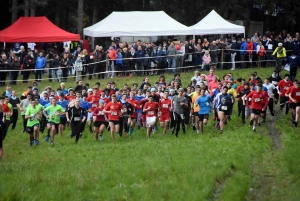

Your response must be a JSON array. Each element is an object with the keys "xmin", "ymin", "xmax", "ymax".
[{"xmin": 0, "ymin": 68, "xmax": 299, "ymax": 201}]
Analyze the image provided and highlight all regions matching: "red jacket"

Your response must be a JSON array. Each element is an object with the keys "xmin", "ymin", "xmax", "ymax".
[
  {"xmin": 246, "ymin": 42, "xmax": 253, "ymax": 54},
  {"xmin": 108, "ymin": 49, "xmax": 117, "ymax": 60}
]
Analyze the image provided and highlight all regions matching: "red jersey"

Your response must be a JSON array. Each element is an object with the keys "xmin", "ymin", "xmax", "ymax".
[
  {"xmin": 144, "ymin": 101, "xmax": 158, "ymax": 117},
  {"xmin": 261, "ymin": 90, "xmax": 269, "ymax": 105},
  {"xmin": 159, "ymin": 98, "xmax": 172, "ymax": 113},
  {"xmin": 277, "ymin": 80, "xmax": 293, "ymax": 97},
  {"xmin": 104, "ymin": 102, "xmax": 123, "ymax": 121},
  {"xmin": 87, "ymin": 95, "xmax": 100, "ymax": 112},
  {"xmin": 249, "ymin": 79, "xmax": 258, "ymax": 86},
  {"xmin": 66, "ymin": 95, "xmax": 76, "ymax": 102},
  {"xmin": 127, "ymin": 98, "xmax": 141, "ymax": 118},
  {"xmin": 92, "ymin": 107, "xmax": 106, "ymax": 122},
  {"xmin": 286, "ymin": 86, "xmax": 294, "ymax": 103},
  {"xmin": 100, "ymin": 97, "xmax": 110, "ymax": 105},
  {"xmin": 289, "ymin": 87, "xmax": 300, "ymax": 103},
  {"xmin": 246, "ymin": 91, "xmax": 268, "ymax": 110}
]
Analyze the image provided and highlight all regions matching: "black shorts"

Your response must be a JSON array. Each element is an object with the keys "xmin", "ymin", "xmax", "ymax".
[
  {"xmin": 252, "ymin": 109, "xmax": 262, "ymax": 115},
  {"xmin": 49, "ymin": 122, "xmax": 59, "ymax": 130},
  {"xmin": 109, "ymin": 120, "xmax": 119, "ymax": 125},
  {"xmin": 198, "ymin": 114, "xmax": 209, "ymax": 121},
  {"xmin": 193, "ymin": 112, "xmax": 198, "ymax": 116},
  {"xmin": 218, "ymin": 109, "xmax": 230, "ymax": 116},
  {"xmin": 60, "ymin": 117, "xmax": 67, "ymax": 125},
  {"xmin": 94, "ymin": 121, "xmax": 106, "ymax": 128},
  {"xmin": 26, "ymin": 124, "xmax": 39, "ymax": 134},
  {"xmin": 291, "ymin": 102, "xmax": 300, "ymax": 109}
]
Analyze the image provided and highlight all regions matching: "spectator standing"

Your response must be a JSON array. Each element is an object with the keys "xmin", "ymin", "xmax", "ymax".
[
  {"xmin": 240, "ymin": 38, "xmax": 247, "ymax": 69},
  {"xmin": 35, "ymin": 52, "xmax": 46, "ymax": 83},
  {"xmin": 230, "ymin": 37, "xmax": 238, "ymax": 70},
  {"xmin": 59, "ymin": 53, "xmax": 70, "ymax": 82},
  {"xmin": 10, "ymin": 57, "xmax": 20, "ymax": 85},
  {"xmin": 209, "ymin": 41, "xmax": 219, "ymax": 67},
  {"xmin": 22, "ymin": 51, "xmax": 35, "ymax": 84},
  {"xmin": 0, "ymin": 55, "xmax": 10, "ymax": 86},
  {"xmin": 134, "ymin": 45, "xmax": 145, "ymax": 76},
  {"xmin": 202, "ymin": 50, "xmax": 211, "ymax": 71},
  {"xmin": 167, "ymin": 42, "xmax": 176, "ymax": 73}
]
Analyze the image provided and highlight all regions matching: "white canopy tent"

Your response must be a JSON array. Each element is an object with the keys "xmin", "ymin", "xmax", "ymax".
[
  {"xmin": 83, "ymin": 11, "xmax": 193, "ymax": 37},
  {"xmin": 190, "ymin": 10, "xmax": 245, "ymax": 35}
]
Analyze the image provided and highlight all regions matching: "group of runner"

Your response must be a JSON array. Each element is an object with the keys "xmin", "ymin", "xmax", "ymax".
[{"xmin": 0, "ymin": 67, "xmax": 299, "ymax": 153}]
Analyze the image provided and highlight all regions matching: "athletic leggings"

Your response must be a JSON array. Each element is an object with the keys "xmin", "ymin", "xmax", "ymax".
[
  {"xmin": 173, "ymin": 112, "xmax": 183, "ymax": 137},
  {"xmin": 22, "ymin": 115, "xmax": 28, "ymax": 131},
  {"xmin": 279, "ymin": 96, "xmax": 289, "ymax": 115},
  {"xmin": 71, "ymin": 122, "xmax": 82, "ymax": 142},
  {"xmin": 11, "ymin": 109, "xmax": 18, "ymax": 130},
  {"xmin": 39, "ymin": 115, "xmax": 47, "ymax": 133},
  {"xmin": 137, "ymin": 112, "xmax": 142, "ymax": 127},
  {"xmin": 80, "ymin": 119, "xmax": 87, "ymax": 133},
  {"xmin": 238, "ymin": 101, "xmax": 246, "ymax": 123},
  {"xmin": 119, "ymin": 116, "xmax": 129, "ymax": 136}
]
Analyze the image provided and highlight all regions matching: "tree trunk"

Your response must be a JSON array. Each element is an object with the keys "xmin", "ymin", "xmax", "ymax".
[
  {"xmin": 24, "ymin": 0, "xmax": 29, "ymax": 17},
  {"xmin": 92, "ymin": 5, "xmax": 98, "ymax": 24},
  {"xmin": 77, "ymin": 0, "xmax": 83, "ymax": 38},
  {"xmin": 12, "ymin": 0, "xmax": 18, "ymax": 23},
  {"xmin": 30, "ymin": 0, "xmax": 36, "ymax": 17}
]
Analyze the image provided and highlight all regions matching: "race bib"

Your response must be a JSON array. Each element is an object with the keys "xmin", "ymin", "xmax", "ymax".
[
  {"xmin": 111, "ymin": 111, "xmax": 117, "ymax": 116},
  {"xmin": 54, "ymin": 111, "xmax": 59, "ymax": 116},
  {"xmin": 31, "ymin": 115, "xmax": 37, "ymax": 120},
  {"xmin": 254, "ymin": 98, "xmax": 261, "ymax": 102},
  {"xmin": 163, "ymin": 104, "xmax": 169, "ymax": 108},
  {"xmin": 296, "ymin": 92, "xmax": 300, "ymax": 96},
  {"xmin": 148, "ymin": 111, "xmax": 154, "ymax": 115},
  {"xmin": 249, "ymin": 98, "xmax": 252, "ymax": 101},
  {"xmin": 206, "ymin": 102, "xmax": 210, "ymax": 106},
  {"xmin": 92, "ymin": 104, "xmax": 97, "ymax": 107},
  {"xmin": 221, "ymin": 106, "xmax": 227, "ymax": 110},
  {"xmin": 284, "ymin": 86, "xmax": 289, "ymax": 90},
  {"xmin": 74, "ymin": 117, "xmax": 81, "ymax": 121},
  {"xmin": 123, "ymin": 108, "xmax": 127, "ymax": 113},
  {"xmin": 99, "ymin": 111, "xmax": 104, "ymax": 115}
]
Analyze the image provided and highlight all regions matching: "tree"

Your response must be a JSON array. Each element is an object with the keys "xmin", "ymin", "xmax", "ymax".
[
  {"xmin": 11, "ymin": 0, "xmax": 18, "ymax": 23},
  {"xmin": 77, "ymin": 0, "xmax": 84, "ymax": 38},
  {"xmin": 24, "ymin": 0, "xmax": 29, "ymax": 17}
]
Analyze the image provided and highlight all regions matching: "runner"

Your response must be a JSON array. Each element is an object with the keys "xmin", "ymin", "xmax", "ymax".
[
  {"xmin": 172, "ymin": 88, "xmax": 188, "ymax": 137},
  {"xmin": 80, "ymin": 93, "xmax": 92, "ymax": 136},
  {"xmin": 25, "ymin": 99, "xmax": 43, "ymax": 146},
  {"xmin": 92, "ymin": 100, "xmax": 107, "ymax": 140},
  {"xmin": 158, "ymin": 90, "xmax": 172, "ymax": 135},
  {"xmin": 195, "ymin": 88, "xmax": 212, "ymax": 134},
  {"xmin": 263, "ymin": 78, "xmax": 276, "ymax": 116},
  {"xmin": 87, "ymin": 88, "xmax": 100, "ymax": 133},
  {"xmin": 216, "ymin": 86, "xmax": 233, "ymax": 134},
  {"xmin": 103, "ymin": 94, "xmax": 124, "ymax": 140},
  {"xmin": 127, "ymin": 91, "xmax": 141, "ymax": 135},
  {"xmin": 19, "ymin": 94, "xmax": 32, "ymax": 133},
  {"xmin": 143, "ymin": 95, "xmax": 158, "ymax": 139},
  {"xmin": 191, "ymin": 87, "xmax": 200, "ymax": 133},
  {"xmin": 8, "ymin": 91, "xmax": 20, "ymax": 130},
  {"xmin": 246, "ymin": 84, "xmax": 268, "ymax": 132},
  {"xmin": 38, "ymin": 92, "xmax": 50, "ymax": 133},
  {"xmin": 56, "ymin": 93, "xmax": 69, "ymax": 137},
  {"xmin": 66, "ymin": 99, "xmax": 86, "ymax": 143},
  {"xmin": 236, "ymin": 82, "xmax": 250, "ymax": 125},
  {"xmin": 2, "ymin": 96, "xmax": 12, "ymax": 140},
  {"xmin": 288, "ymin": 81, "xmax": 300, "ymax": 127},
  {"xmin": 277, "ymin": 74, "xmax": 293, "ymax": 115},
  {"xmin": 43, "ymin": 98, "xmax": 66, "ymax": 145},
  {"xmin": 119, "ymin": 94, "xmax": 134, "ymax": 137}
]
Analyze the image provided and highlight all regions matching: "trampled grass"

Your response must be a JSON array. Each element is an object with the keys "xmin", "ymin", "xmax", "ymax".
[{"xmin": 0, "ymin": 67, "xmax": 299, "ymax": 201}]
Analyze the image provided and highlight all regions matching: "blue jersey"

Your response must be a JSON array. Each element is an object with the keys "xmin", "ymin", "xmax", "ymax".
[
  {"xmin": 80, "ymin": 101, "xmax": 91, "ymax": 117},
  {"xmin": 57, "ymin": 100, "xmax": 69, "ymax": 118},
  {"xmin": 196, "ymin": 95, "xmax": 212, "ymax": 114},
  {"xmin": 39, "ymin": 98, "xmax": 50, "ymax": 107},
  {"xmin": 44, "ymin": 103, "xmax": 51, "ymax": 120}
]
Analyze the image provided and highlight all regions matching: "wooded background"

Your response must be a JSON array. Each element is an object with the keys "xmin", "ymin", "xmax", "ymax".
[{"xmin": 1, "ymin": 0, "xmax": 300, "ymax": 38}]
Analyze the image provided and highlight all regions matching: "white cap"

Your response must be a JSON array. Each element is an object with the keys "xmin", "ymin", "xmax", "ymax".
[
  {"xmin": 87, "ymin": 88, "xmax": 93, "ymax": 92},
  {"xmin": 278, "ymin": 43, "xmax": 283, "ymax": 47}
]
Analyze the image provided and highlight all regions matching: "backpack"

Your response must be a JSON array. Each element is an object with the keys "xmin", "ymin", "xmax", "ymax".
[{"xmin": 258, "ymin": 46, "xmax": 265, "ymax": 57}]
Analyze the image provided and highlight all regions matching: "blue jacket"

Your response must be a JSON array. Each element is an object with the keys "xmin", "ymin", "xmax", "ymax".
[
  {"xmin": 134, "ymin": 95, "xmax": 144, "ymax": 112},
  {"xmin": 158, "ymin": 50, "xmax": 167, "ymax": 62},
  {"xmin": 151, "ymin": 51, "xmax": 159, "ymax": 63},
  {"xmin": 240, "ymin": 42, "xmax": 247, "ymax": 55},
  {"xmin": 292, "ymin": 41, "xmax": 300, "ymax": 54},
  {"xmin": 116, "ymin": 53, "xmax": 123, "ymax": 66},
  {"xmin": 134, "ymin": 50, "xmax": 145, "ymax": 63},
  {"xmin": 287, "ymin": 55, "xmax": 300, "ymax": 68},
  {"xmin": 35, "ymin": 56, "xmax": 46, "ymax": 69}
]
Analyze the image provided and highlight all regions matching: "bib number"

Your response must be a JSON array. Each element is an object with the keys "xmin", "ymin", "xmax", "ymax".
[
  {"xmin": 296, "ymin": 92, "xmax": 300, "ymax": 96},
  {"xmin": 74, "ymin": 117, "xmax": 81, "ymax": 121},
  {"xmin": 254, "ymin": 98, "xmax": 261, "ymax": 102},
  {"xmin": 221, "ymin": 106, "xmax": 227, "ymax": 110},
  {"xmin": 163, "ymin": 104, "xmax": 169, "ymax": 108},
  {"xmin": 148, "ymin": 111, "xmax": 154, "ymax": 115},
  {"xmin": 92, "ymin": 104, "xmax": 97, "ymax": 107},
  {"xmin": 111, "ymin": 111, "xmax": 117, "ymax": 116}
]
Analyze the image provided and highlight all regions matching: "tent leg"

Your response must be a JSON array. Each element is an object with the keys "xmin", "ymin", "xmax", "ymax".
[{"xmin": 91, "ymin": 37, "xmax": 95, "ymax": 49}]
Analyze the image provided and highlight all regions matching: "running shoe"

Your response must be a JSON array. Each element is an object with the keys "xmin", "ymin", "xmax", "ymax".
[
  {"xmin": 99, "ymin": 135, "xmax": 103, "ymax": 141},
  {"xmin": 253, "ymin": 128, "xmax": 256, "ymax": 132},
  {"xmin": 219, "ymin": 130, "xmax": 223, "ymax": 134},
  {"xmin": 34, "ymin": 139, "xmax": 39, "ymax": 145},
  {"xmin": 70, "ymin": 133, "xmax": 73, "ymax": 138},
  {"xmin": 196, "ymin": 130, "xmax": 199, "ymax": 134},
  {"xmin": 215, "ymin": 121, "xmax": 220, "ymax": 129},
  {"xmin": 45, "ymin": 135, "xmax": 49, "ymax": 142},
  {"xmin": 129, "ymin": 128, "xmax": 133, "ymax": 135},
  {"xmin": 249, "ymin": 120, "xmax": 254, "ymax": 126},
  {"xmin": 30, "ymin": 141, "xmax": 33, "ymax": 146},
  {"xmin": 171, "ymin": 127, "xmax": 175, "ymax": 135},
  {"xmin": 138, "ymin": 125, "xmax": 140, "ymax": 130},
  {"xmin": 50, "ymin": 141, "xmax": 54, "ymax": 145}
]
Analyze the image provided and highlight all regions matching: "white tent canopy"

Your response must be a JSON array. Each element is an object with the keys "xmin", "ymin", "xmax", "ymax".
[
  {"xmin": 190, "ymin": 10, "xmax": 245, "ymax": 35},
  {"xmin": 83, "ymin": 11, "xmax": 193, "ymax": 37}
]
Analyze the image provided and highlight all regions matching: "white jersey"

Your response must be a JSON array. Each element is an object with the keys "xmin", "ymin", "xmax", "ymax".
[
  {"xmin": 263, "ymin": 83, "xmax": 275, "ymax": 98},
  {"xmin": 27, "ymin": 42, "xmax": 36, "ymax": 50}
]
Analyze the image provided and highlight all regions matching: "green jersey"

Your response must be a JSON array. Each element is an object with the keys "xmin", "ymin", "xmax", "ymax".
[
  {"xmin": 25, "ymin": 105, "xmax": 42, "ymax": 127},
  {"xmin": 44, "ymin": 104, "xmax": 65, "ymax": 124},
  {"xmin": 6, "ymin": 103, "xmax": 12, "ymax": 120}
]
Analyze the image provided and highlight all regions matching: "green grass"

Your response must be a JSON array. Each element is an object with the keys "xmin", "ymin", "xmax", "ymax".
[{"xmin": 0, "ymin": 68, "xmax": 299, "ymax": 201}]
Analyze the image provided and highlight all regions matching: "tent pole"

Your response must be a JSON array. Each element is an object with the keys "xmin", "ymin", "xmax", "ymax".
[{"xmin": 91, "ymin": 37, "xmax": 95, "ymax": 49}]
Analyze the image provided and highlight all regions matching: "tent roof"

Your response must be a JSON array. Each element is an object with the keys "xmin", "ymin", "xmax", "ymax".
[
  {"xmin": 190, "ymin": 10, "xmax": 245, "ymax": 35},
  {"xmin": 84, "ymin": 11, "xmax": 193, "ymax": 37},
  {"xmin": 0, "ymin": 16, "xmax": 80, "ymax": 42}
]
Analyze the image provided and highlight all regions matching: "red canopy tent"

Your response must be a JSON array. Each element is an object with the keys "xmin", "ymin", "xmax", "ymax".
[{"xmin": 0, "ymin": 16, "xmax": 80, "ymax": 42}]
